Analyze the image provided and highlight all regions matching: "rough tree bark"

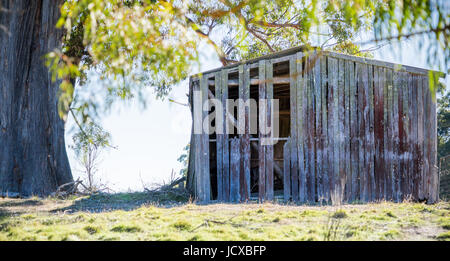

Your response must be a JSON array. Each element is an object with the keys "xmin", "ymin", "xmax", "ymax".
[{"xmin": 0, "ymin": 0, "xmax": 73, "ymax": 196}]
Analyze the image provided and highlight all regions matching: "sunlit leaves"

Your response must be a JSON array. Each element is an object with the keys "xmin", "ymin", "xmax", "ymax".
[
  {"xmin": 71, "ymin": 121, "xmax": 111, "ymax": 158},
  {"xmin": 438, "ymin": 89, "xmax": 450, "ymax": 159},
  {"xmin": 50, "ymin": 0, "xmax": 198, "ymax": 122},
  {"xmin": 47, "ymin": 0, "xmax": 448, "ymax": 125},
  {"xmin": 373, "ymin": 0, "xmax": 449, "ymax": 68}
]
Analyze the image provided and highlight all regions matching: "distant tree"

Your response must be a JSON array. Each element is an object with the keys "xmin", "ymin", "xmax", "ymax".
[
  {"xmin": 438, "ymin": 89, "xmax": 450, "ymax": 160},
  {"xmin": 71, "ymin": 122, "xmax": 112, "ymax": 193},
  {"xmin": 177, "ymin": 144, "xmax": 190, "ymax": 177}
]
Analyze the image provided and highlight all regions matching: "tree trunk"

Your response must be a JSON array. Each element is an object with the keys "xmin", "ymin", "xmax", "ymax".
[{"xmin": 0, "ymin": 0, "xmax": 73, "ymax": 197}]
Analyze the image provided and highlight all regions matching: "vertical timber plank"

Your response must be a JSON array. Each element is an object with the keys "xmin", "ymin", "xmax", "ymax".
[
  {"xmin": 417, "ymin": 75, "xmax": 424, "ymax": 200},
  {"xmin": 200, "ymin": 74, "xmax": 211, "ymax": 203},
  {"xmin": 290, "ymin": 55, "xmax": 299, "ymax": 202},
  {"xmin": 265, "ymin": 60, "xmax": 274, "ymax": 201},
  {"xmin": 193, "ymin": 79, "xmax": 203, "ymax": 201},
  {"xmin": 392, "ymin": 71, "xmax": 400, "ymax": 202},
  {"xmin": 304, "ymin": 55, "xmax": 311, "ymax": 203},
  {"xmin": 230, "ymin": 137, "xmax": 240, "ymax": 203},
  {"xmin": 373, "ymin": 66, "xmax": 379, "ymax": 200},
  {"xmin": 258, "ymin": 60, "xmax": 266, "ymax": 202},
  {"xmin": 304, "ymin": 52, "xmax": 315, "ymax": 202},
  {"xmin": 399, "ymin": 71, "xmax": 408, "ymax": 200},
  {"xmin": 314, "ymin": 53, "xmax": 323, "ymax": 203},
  {"xmin": 381, "ymin": 68, "xmax": 388, "ymax": 200},
  {"xmin": 374, "ymin": 67, "xmax": 385, "ymax": 200},
  {"xmin": 283, "ymin": 139, "xmax": 291, "ymax": 202},
  {"xmin": 321, "ymin": 56, "xmax": 329, "ymax": 203},
  {"xmin": 410, "ymin": 74, "xmax": 418, "ymax": 199},
  {"xmin": 328, "ymin": 57, "xmax": 338, "ymax": 203},
  {"xmin": 411, "ymin": 75, "xmax": 419, "ymax": 200},
  {"xmin": 307, "ymin": 54, "xmax": 316, "ymax": 202},
  {"xmin": 350, "ymin": 61, "xmax": 358, "ymax": 202},
  {"xmin": 368, "ymin": 65, "xmax": 376, "ymax": 201},
  {"xmin": 239, "ymin": 64, "xmax": 251, "ymax": 202},
  {"xmin": 405, "ymin": 73, "xmax": 413, "ymax": 198},
  {"xmin": 221, "ymin": 69, "xmax": 230, "ymax": 202},
  {"xmin": 297, "ymin": 52, "xmax": 307, "ymax": 203},
  {"xmin": 380, "ymin": 67, "xmax": 387, "ymax": 200},
  {"xmin": 244, "ymin": 64, "xmax": 251, "ymax": 201},
  {"xmin": 385, "ymin": 68, "xmax": 394, "ymax": 200},
  {"xmin": 344, "ymin": 60, "xmax": 351, "ymax": 202},
  {"xmin": 215, "ymin": 72, "xmax": 223, "ymax": 201},
  {"xmin": 362, "ymin": 63, "xmax": 370, "ymax": 202},
  {"xmin": 357, "ymin": 63, "xmax": 367, "ymax": 202},
  {"xmin": 338, "ymin": 58, "xmax": 345, "ymax": 202},
  {"xmin": 423, "ymin": 76, "xmax": 430, "ymax": 200}
]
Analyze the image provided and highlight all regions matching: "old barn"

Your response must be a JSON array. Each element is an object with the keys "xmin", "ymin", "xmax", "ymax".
[{"xmin": 186, "ymin": 46, "xmax": 443, "ymax": 204}]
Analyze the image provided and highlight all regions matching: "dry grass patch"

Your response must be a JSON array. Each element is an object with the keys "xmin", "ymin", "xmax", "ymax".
[{"xmin": 0, "ymin": 195, "xmax": 448, "ymax": 241}]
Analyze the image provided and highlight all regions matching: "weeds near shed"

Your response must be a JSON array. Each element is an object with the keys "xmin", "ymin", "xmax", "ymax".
[
  {"xmin": 323, "ymin": 217, "xmax": 342, "ymax": 241},
  {"xmin": 111, "ymin": 224, "xmax": 141, "ymax": 233},
  {"xmin": 1, "ymin": 196, "xmax": 448, "ymax": 241},
  {"xmin": 141, "ymin": 170, "xmax": 189, "ymax": 203},
  {"xmin": 330, "ymin": 176, "xmax": 346, "ymax": 206},
  {"xmin": 84, "ymin": 225, "xmax": 100, "ymax": 234},
  {"xmin": 323, "ymin": 209, "xmax": 348, "ymax": 240},
  {"xmin": 436, "ymin": 231, "xmax": 450, "ymax": 241},
  {"xmin": 171, "ymin": 220, "xmax": 191, "ymax": 231},
  {"xmin": 331, "ymin": 210, "xmax": 348, "ymax": 219}
]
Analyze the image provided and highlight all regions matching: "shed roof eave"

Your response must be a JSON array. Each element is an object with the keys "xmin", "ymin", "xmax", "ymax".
[{"xmin": 189, "ymin": 46, "xmax": 445, "ymax": 80}]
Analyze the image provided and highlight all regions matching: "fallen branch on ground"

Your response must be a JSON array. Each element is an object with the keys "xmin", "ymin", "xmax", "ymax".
[
  {"xmin": 51, "ymin": 178, "xmax": 89, "ymax": 198},
  {"xmin": 143, "ymin": 176, "xmax": 189, "ymax": 202}
]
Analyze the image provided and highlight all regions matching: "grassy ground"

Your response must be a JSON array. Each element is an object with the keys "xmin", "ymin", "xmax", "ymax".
[{"xmin": 0, "ymin": 193, "xmax": 449, "ymax": 241}]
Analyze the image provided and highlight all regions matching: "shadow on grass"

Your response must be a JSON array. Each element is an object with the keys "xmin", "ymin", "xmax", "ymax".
[
  {"xmin": 0, "ymin": 209, "xmax": 10, "ymax": 224},
  {"xmin": 0, "ymin": 199, "xmax": 43, "ymax": 208},
  {"xmin": 0, "ymin": 199, "xmax": 44, "ymax": 224},
  {"xmin": 53, "ymin": 191, "xmax": 190, "ymax": 213}
]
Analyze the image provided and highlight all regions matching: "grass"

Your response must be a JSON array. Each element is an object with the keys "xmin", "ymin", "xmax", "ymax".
[
  {"xmin": 0, "ymin": 193, "xmax": 449, "ymax": 241},
  {"xmin": 331, "ymin": 210, "xmax": 348, "ymax": 219}
]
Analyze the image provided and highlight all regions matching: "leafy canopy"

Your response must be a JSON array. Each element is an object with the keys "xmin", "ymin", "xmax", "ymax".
[{"xmin": 48, "ymin": 0, "xmax": 448, "ymax": 123}]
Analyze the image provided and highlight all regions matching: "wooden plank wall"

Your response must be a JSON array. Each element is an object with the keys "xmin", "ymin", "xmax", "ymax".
[
  {"xmin": 239, "ymin": 64, "xmax": 251, "ymax": 202},
  {"xmin": 258, "ymin": 61, "xmax": 267, "ymax": 202},
  {"xmin": 265, "ymin": 60, "xmax": 275, "ymax": 201},
  {"xmin": 289, "ymin": 55, "xmax": 300, "ymax": 202},
  {"xmin": 215, "ymin": 72, "xmax": 223, "ymax": 201},
  {"xmin": 258, "ymin": 60, "xmax": 275, "ymax": 202},
  {"xmin": 193, "ymin": 74, "xmax": 211, "ymax": 203},
  {"xmin": 280, "ymin": 52, "xmax": 438, "ymax": 203},
  {"xmin": 190, "ymin": 51, "xmax": 438, "ymax": 204},
  {"xmin": 230, "ymin": 137, "xmax": 240, "ymax": 203},
  {"xmin": 221, "ymin": 69, "xmax": 230, "ymax": 202}
]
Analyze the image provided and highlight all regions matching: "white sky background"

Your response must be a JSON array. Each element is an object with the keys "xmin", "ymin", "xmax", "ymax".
[{"xmin": 65, "ymin": 32, "xmax": 449, "ymax": 192}]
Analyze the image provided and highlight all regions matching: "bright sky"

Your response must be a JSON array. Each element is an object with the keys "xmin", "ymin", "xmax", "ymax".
[{"xmin": 65, "ymin": 36, "xmax": 449, "ymax": 192}]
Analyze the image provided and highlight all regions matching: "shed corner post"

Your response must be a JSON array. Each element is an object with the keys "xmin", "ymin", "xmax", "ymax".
[
  {"xmin": 193, "ymin": 74, "xmax": 211, "ymax": 204},
  {"xmin": 186, "ymin": 77, "xmax": 195, "ymax": 197}
]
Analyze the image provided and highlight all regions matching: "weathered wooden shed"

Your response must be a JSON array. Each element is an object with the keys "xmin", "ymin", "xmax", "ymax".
[{"xmin": 186, "ymin": 46, "xmax": 443, "ymax": 204}]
